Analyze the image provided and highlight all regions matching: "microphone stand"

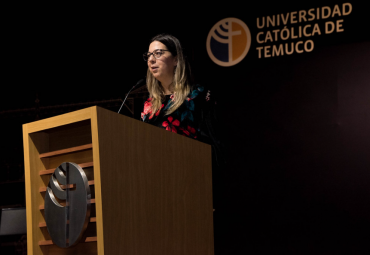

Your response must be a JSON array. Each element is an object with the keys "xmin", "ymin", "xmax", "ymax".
[{"xmin": 117, "ymin": 78, "xmax": 145, "ymax": 114}]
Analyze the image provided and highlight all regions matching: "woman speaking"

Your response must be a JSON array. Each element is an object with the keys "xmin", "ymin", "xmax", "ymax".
[
  {"xmin": 141, "ymin": 34, "xmax": 224, "ymax": 214},
  {"xmin": 141, "ymin": 33, "xmax": 221, "ymax": 155},
  {"xmin": 141, "ymin": 34, "xmax": 224, "ymax": 253}
]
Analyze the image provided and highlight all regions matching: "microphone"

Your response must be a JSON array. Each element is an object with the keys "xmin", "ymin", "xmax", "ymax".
[{"xmin": 117, "ymin": 77, "xmax": 146, "ymax": 114}]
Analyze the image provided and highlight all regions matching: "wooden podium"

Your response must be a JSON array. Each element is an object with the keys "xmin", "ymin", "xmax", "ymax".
[{"xmin": 23, "ymin": 106, "xmax": 214, "ymax": 255}]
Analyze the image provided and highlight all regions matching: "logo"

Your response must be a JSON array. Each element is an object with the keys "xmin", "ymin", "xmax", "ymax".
[
  {"xmin": 44, "ymin": 162, "xmax": 91, "ymax": 248},
  {"xmin": 206, "ymin": 18, "xmax": 251, "ymax": 67}
]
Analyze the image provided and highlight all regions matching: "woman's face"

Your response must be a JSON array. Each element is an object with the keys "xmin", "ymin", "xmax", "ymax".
[{"xmin": 147, "ymin": 41, "xmax": 177, "ymax": 84}]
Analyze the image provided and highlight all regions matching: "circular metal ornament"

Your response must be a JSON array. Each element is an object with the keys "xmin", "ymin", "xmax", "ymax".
[{"xmin": 44, "ymin": 162, "xmax": 91, "ymax": 248}]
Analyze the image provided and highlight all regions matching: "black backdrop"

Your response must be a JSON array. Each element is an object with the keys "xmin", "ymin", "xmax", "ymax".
[{"xmin": 2, "ymin": 1, "xmax": 370, "ymax": 254}]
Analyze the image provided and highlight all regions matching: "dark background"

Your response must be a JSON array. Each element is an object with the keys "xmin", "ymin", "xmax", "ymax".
[{"xmin": 1, "ymin": 1, "xmax": 370, "ymax": 254}]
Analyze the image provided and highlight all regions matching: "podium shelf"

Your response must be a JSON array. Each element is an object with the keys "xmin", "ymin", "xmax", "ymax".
[
  {"xmin": 39, "ymin": 198, "xmax": 96, "ymax": 210},
  {"xmin": 39, "ymin": 217, "xmax": 96, "ymax": 228},
  {"xmin": 38, "ymin": 236, "xmax": 97, "ymax": 246},
  {"xmin": 39, "ymin": 162, "xmax": 94, "ymax": 175},
  {"xmin": 39, "ymin": 180, "xmax": 95, "ymax": 193},
  {"xmin": 39, "ymin": 144, "xmax": 93, "ymax": 159}
]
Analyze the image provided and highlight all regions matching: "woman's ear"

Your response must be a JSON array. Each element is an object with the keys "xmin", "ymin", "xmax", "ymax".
[{"xmin": 173, "ymin": 56, "xmax": 178, "ymax": 67}]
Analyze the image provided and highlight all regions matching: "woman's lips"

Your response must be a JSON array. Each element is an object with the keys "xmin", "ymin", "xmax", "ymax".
[{"xmin": 151, "ymin": 67, "xmax": 159, "ymax": 72}]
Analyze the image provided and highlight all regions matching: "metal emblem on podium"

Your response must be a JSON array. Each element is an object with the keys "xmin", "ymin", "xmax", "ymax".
[{"xmin": 44, "ymin": 162, "xmax": 91, "ymax": 248}]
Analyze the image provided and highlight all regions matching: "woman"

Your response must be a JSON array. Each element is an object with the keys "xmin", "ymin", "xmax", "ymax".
[
  {"xmin": 141, "ymin": 34, "xmax": 224, "ymax": 253},
  {"xmin": 141, "ymin": 34, "xmax": 222, "ymax": 158}
]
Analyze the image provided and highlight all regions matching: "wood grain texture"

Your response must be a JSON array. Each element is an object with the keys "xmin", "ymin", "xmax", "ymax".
[
  {"xmin": 38, "ymin": 217, "xmax": 97, "ymax": 228},
  {"xmin": 24, "ymin": 107, "xmax": 92, "ymax": 134},
  {"xmin": 23, "ymin": 125, "xmax": 34, "ymax": 255},
  {"xmin": 39, "ymin": 199, "xmax": 96, "ymax": 210},
  {"xmin": 23, "ymin": 129, "xmax": 50, "ymax": 255},
  {"xmin": 90, "ymin": 107, "xmax": 105, "ymax": 255},
  {"xmin": 96, "ymin": 107, "xmax": 214, "ymax": 255},
  {"xmin": 39, "ymin": 236, "xmax": 97, "ymax": 246},
  {"xmin": 39, "ymin": 144, "xmax": 92, "ymax": 158},
  {"xmin": 46, "ymin": 119, "xmax": 92, "ymax": 152},
  {"xmin": 23, "ymin": 107, "xmax": 97, "ymax": 255},
  {"xmin": 46, "ymin": 149, "xmax": 93, "ymax": 170},
  {"xmin": 39, "ymin": 162, "xmax": 94, "ymax": 175},
  {"xmin": 23, "ymin": 106, "xmax": 213, "ymax": 255},
  {"xmin": 39, "ymin": 180, "xmax": 95, "ymax": 193},
  {"xmin": 40, "ymin": 242, "xmax": 97, "ymax": 255}
]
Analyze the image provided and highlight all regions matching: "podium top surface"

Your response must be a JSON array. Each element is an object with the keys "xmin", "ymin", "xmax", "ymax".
[{"xmin": 23, "ymin": 106, "xmax": 97, "ymax": 134}]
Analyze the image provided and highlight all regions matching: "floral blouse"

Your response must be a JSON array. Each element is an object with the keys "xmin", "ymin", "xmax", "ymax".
[{"xmin": 141, "ymin": 85, "xmax": 217, "ymax": 144}]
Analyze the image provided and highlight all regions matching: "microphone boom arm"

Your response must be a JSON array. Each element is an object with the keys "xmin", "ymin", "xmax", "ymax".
[{"xmin": 117, "ymin": 78, "xmax": 145, "ymax": 114}]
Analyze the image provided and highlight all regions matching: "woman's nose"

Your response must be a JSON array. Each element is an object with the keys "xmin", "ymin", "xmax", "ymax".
[{"xmin": 148, "ymin": 54, "xmax": 156, "ymax": 62}]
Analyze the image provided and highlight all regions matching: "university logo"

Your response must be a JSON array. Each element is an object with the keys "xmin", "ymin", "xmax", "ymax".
[
  {"xmin": 206, "ymin": 18, "xmax": 251, "ymax": 67},
  {"xmin": 44, "ymin": 162, "xmax": 91, "ymax": 248}
]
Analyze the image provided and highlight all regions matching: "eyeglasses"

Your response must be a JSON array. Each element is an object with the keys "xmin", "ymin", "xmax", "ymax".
[{"xmin": 143, "ymin": 49, "xmax": 169, "ymax": 61}]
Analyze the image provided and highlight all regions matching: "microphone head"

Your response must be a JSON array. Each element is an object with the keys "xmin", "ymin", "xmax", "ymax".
[
  {"xmin": 135, "ymin": 77, "xmax": 146, "ymax": 87},
  {"xmin": 118, "ymin": 77, "xmax": 147, "ymax": 114}
]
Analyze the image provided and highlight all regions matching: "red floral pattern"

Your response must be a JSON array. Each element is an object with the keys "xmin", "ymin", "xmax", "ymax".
[
  {"xmin": 179, "ymin": 125, "xmax": 197, "ymax": 138},
  {"xmin": 142, "ymin": 85, "xmax": 210, "ymax": 140},
  {"xmin": 151, "ymin": 103, "xmax": 164, "ymax": 119},
  {"xmin": 162, "ymin": 116, "xmax": 180, "ymax": 133},
  {"xmin": 141, "ymin": 99, "xmax": 164, "ymax": 120},
  {"xmin": 141, "ymin": 98, "xmax": 152, "ymax": 120}
]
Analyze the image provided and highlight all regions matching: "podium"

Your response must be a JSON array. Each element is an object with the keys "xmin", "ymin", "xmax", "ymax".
[{"xmin": 22, "ymin": 106, "xmax": 214, "ymax": 255}]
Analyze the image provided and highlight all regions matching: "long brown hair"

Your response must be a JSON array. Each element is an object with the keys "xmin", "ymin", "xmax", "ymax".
[{"xmin": 146, "ymin": 34, "xmax": 192, "ymax": 116}]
